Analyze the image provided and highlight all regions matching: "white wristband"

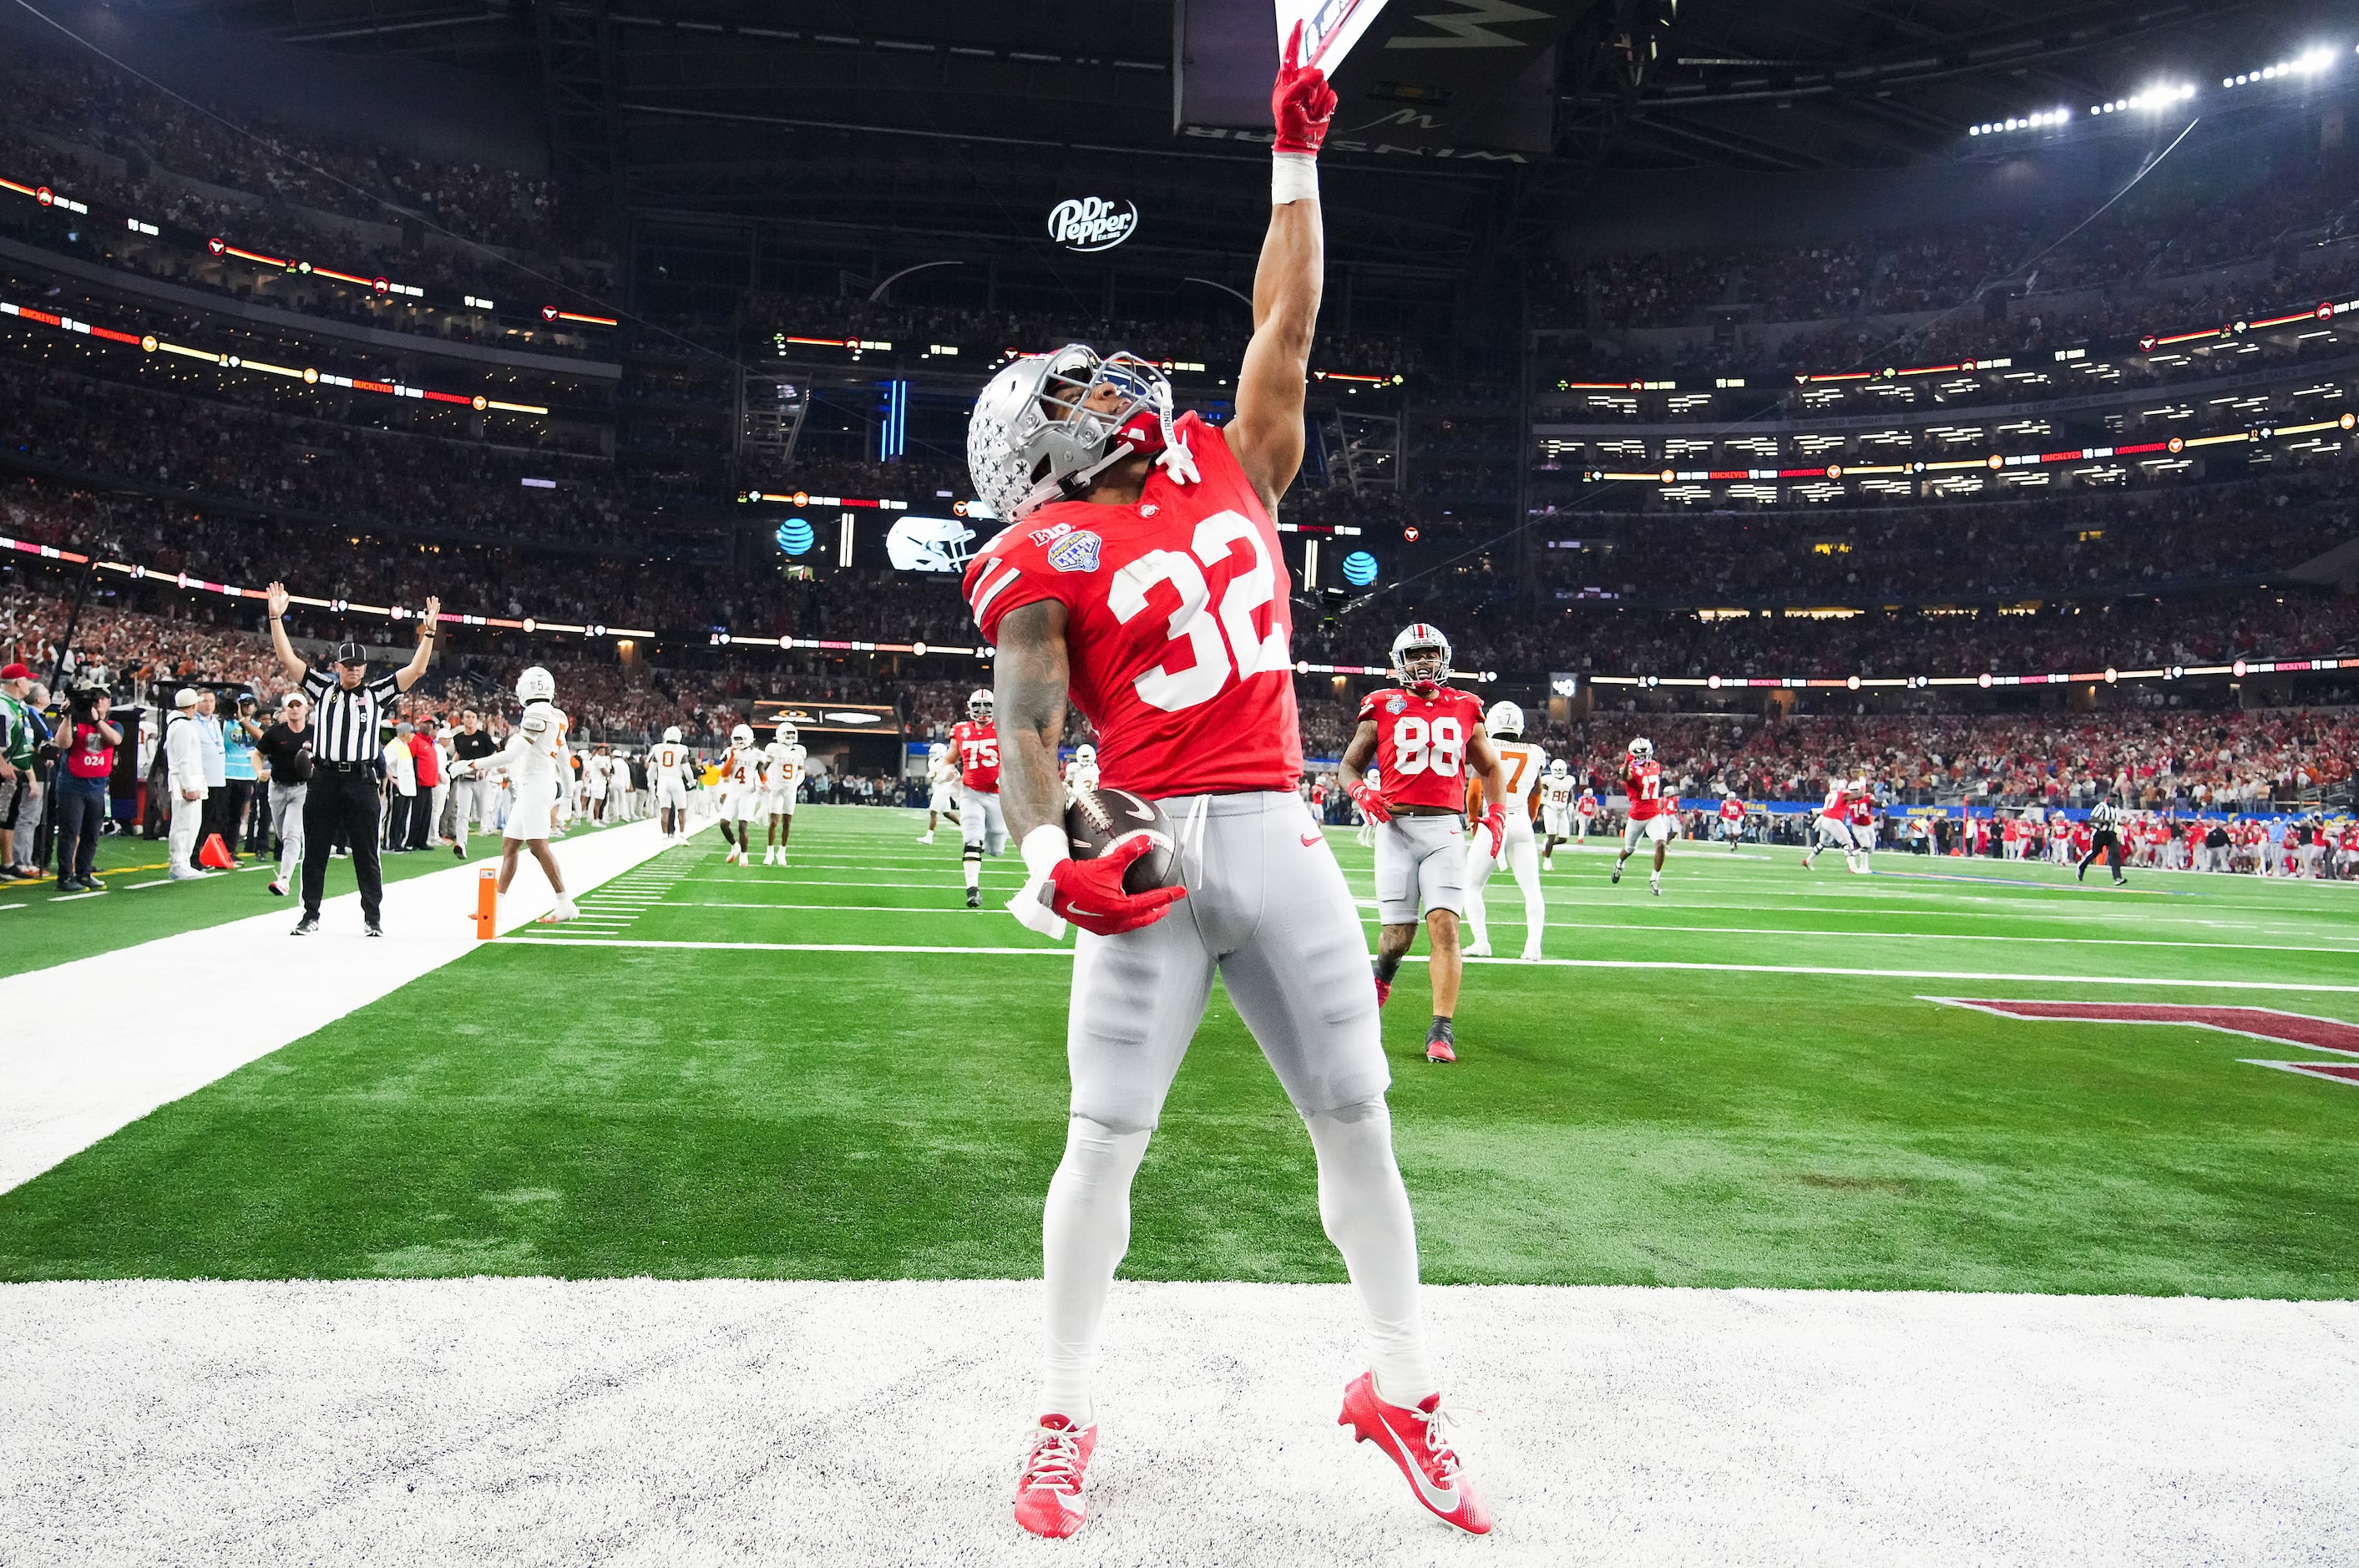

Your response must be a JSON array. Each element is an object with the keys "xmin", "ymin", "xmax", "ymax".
[
  {"xmin": 1272, "ymin": 151, "xmax": 1319, "ymax": 205},
  {"xmin": 1020, "ymin": 822, "xmax": 1070, "ymax": 880}
]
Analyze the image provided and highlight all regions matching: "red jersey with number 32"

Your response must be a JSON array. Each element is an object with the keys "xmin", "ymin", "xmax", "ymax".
[
  {"xmin": 1361, "ymin": 684, "xmax": 1486, "ymax": 812},
  {"xmin": 950, "ymin": 720, "xmax": 1000, "ymax": 792},
  {"xmin": 963, "ymin": 414, "xmax": 1300, "ymax": 797},
  {"xmin": 1625, "ymin": 760, "xmax": 1667, "ymax": 820}
]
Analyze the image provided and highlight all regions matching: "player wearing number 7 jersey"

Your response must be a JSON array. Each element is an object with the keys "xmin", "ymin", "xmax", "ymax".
[
  {"xmin": 1339, "ymin": 624, "xmax": 1510, "ymax": 1065},
  {"xmin": 962, "ymin": 33, "xmax": 1487, "ymax": 1541}
]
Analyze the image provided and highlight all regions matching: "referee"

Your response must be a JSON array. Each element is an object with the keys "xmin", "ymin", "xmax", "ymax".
[
  {"xmin": 263, "ymin": 583, "xmax": 442, "ymax": 935},
  {"xmin": 2077, "ymin": 794, "xmax": 2128, "ymax": 887}
]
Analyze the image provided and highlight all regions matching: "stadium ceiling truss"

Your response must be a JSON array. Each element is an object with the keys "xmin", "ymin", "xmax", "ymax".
[{"xmin": 135, "ymin": 0, "xmax": 2359, "ymax": 269}]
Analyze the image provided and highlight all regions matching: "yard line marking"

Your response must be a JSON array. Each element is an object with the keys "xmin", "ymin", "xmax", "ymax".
[
  {"xmin": 649, "ymin": 902, "xmax": 2358, "ymax": 955},
  {"xmin": 50, "ymin": 890, "xmax": 108, "ymax": 901},
  {"xmin": 125, "ymin": 880, "xmax": 171, "ymax": 890},
  {"xmin": 493, "ymin": 938, "xmax": 2359, "ymax": 990}
]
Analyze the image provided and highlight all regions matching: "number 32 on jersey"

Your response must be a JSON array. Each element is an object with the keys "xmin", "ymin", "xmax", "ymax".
[{"xmin": 1109, "ymin": 511, "xmax": 1287, "ymax": 713}]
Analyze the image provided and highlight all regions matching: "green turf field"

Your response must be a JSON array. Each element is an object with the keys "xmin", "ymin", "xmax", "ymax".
[{"xmin": 3, "ymin": 805, "xmax": 2355, "ymax": 1295}]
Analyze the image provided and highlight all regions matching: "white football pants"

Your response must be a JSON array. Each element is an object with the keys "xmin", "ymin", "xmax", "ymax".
[{"xmin": 1464, "ymin": 815, "xmax": 1545, "ymax": 958}]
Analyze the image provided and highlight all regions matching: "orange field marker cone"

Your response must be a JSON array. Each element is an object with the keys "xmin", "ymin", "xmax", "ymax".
[
  {"xmin": 197, "ymin": 833, "xmax": 235, "ymax": 869},
  {"xmin": 473, "ymin": 866, "xmax": 499, "ymax": 940}
]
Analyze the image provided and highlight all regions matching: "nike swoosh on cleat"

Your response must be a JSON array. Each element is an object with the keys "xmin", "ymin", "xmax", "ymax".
[{"xmin": 1379, "ymin": 1410, "xmax": 1461, "ymax": 1514}]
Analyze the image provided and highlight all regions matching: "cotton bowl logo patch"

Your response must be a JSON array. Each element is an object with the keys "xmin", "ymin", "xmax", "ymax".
[
  {"xmin": 1048, "ymin": 531, "xmax": 1103, "ymax": 573},
  {"xmin": 1387, "ymin": 695, "xmax": 1407, "ymax": 714}
]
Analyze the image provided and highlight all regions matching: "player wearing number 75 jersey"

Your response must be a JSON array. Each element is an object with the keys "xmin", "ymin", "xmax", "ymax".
[
  {"xmin": 1340, "ymin": 624, "xmax": 1511, "ymax": 1066},
  {"xmin": 962, "ymin": 34, "xmax": 1488, "ymax": 1543}
]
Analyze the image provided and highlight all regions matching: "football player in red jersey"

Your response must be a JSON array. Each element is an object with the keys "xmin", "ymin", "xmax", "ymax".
[
  {"xmin": 1611, "ymin": 736, "xmax": 1673, "ymax": 895},
  {"xmin": 949, "ymin": 688, "xmax": 1005, "ymax": 909},
  {"xmin": 959, "ymin": 26, "xmax": 1487, "ymax": 1543},
  {"xmin": 1716, "ymin": 790, "xmax": 1747, "ymax": 852},
  {"xmin": 1340, "ymin": 624, "xmax": 1509, "ymax": 1063}
]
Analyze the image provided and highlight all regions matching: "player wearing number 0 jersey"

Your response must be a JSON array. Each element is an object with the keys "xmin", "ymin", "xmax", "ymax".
[
  {"xmin": 964, "ymin": 45, "xmax": 1487, "ymax": 1540},
  {"xmin": 650, "ymin": 727, "xmax": 692, "ymax": 842},
  {"xmin": 1341, "ymin": 623, "xmax": 1510, "ymax": 1065},
  {"xmin": 950, "ymin": 691, "xmax": 1006, "ymax": 908},
  {"xmin": 1462, "ymin": 702, "xmax": 1546, "ymax": 963},
  {"xmin": 1612, "ymin": 737, "xmax": 1673, "ymax": 896}
]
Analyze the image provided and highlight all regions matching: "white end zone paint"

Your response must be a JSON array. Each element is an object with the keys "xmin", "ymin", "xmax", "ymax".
[
  {"xmin": 0, "ymin": 820, "xmax": 681, "ymax": 1195},
  {"xmin": 0, "ymin": 1278, "xmax": 2351, "ymax": 1565}
]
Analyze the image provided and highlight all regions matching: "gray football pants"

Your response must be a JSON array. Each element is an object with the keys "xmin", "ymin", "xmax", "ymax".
[{"xmin": 1040, "ymin": 791, "xmax": 1435, "ymax": 1420}]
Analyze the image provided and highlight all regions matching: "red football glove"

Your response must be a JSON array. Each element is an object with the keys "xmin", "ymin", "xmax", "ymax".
[
  {"xmin": 1348, "ymin": 777, "xmax": 1392, "ymax": 825},
  {"xmin": 1481, "ymin": 804, "xmax": 1507, "ymax": 860},
  {"xmin": 1045, "ymin": 836, "xmax": 1187, "ymax": 938},
  {"xmin": 1272, "ymin": 21, "xmax": 1339, "ymax": 157}
]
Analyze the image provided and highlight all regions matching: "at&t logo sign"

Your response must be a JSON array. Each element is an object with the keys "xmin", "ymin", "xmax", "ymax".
[{"xmin": 1047, "ymin": 196, "xmax": 1138, "ymax": 252}]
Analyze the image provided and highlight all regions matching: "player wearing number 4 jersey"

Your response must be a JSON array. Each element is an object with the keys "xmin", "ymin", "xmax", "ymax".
[
  {"xmin": 1340, "ymin": 624, "xmax": 1511, "ymax": 1065},
  {"xmin": 1612, "ymin": 736, "xmax": 1673, "ymax": 896},
  {"xmin": 962, "ymin": 31, "xmax": 1487, "ymax": 1543}
]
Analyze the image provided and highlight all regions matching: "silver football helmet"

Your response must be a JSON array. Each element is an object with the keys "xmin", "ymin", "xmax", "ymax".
[
  {"xmin": 515, "ymin": 665, "xmax": 555, "ymax": 704},
  {"xmin": 967, "ymin": 345, "xmax": 1187, "ymax": 522},
  {"xmin": 1389, "ymin": 623, "xmax": 1450, "ymax": 690},
  {"xmin": 967, "ymin": 689, "xmax": 994, "ymax": 722},
  {"xmin": 1628, "ymin": 736, "xmax": 1653, "ymax": 760},
  {"xmin": 1485, "ymin": 701, "xmax": 1523, "ymax": 738}
]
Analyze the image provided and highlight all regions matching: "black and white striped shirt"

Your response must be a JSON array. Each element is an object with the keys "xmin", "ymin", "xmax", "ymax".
[{"xmin": 301, "ymin": 667, "xmax": 399, "ymax": 764}]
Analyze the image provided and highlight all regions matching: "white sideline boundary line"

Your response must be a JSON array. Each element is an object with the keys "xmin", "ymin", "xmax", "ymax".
[
  {"xmin": 0, "ymin": 1278, "xmax": 2352, "ymax": 1567},
  {"xmin": 492, "ymin": 936, "xmax": 2359, "ymax": 991},
  {"xmin": 0, "ymin": 821, "xmax": 686, "ymax": 1196}
]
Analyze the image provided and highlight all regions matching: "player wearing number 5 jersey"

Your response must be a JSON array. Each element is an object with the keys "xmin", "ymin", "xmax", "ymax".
[
  {"xmin": 963, "ymin": 36, "xmax": 1487, "ymax": 1542},
  {"xmin": 1612, "ymin": 736, "xmax": 1673, "ymax": 896},
  {"xmin": 1340, "ymin": 624, "xmax": 1510, "ymax": 1065},
  {"xmin": 950, "ymin": 690, "xmax": 1006, "ymax": 908}
]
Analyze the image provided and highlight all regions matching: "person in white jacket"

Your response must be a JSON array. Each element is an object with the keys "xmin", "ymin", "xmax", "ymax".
[{"xmin": 163, "ymin": 687, "xmax": 212, "ymax": 880}]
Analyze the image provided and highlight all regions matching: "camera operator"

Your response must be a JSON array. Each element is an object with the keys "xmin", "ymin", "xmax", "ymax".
[
  {"xmin": 256, "ymin": 691, "xmax": 313, "ymax": 899},
  {"xmin": 223, "ymin": 694, "xmax": 266, "ymax": 857},
  {"xmin": 0, "ymin": 661, "xmax": 47, "ymax": 881},
  {"xmin": 51, "ymin": 684, "xmax": 120, "ymax": 893}
]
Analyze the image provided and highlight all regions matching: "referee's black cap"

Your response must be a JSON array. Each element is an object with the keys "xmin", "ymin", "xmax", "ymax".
[{"xmin": 330, "ymin": 640, "xmax": 368, "ymax": 667}]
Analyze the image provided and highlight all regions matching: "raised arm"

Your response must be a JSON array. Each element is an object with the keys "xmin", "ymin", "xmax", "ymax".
[
  {"xmin": 1227, "ymin": 23, "xmax": 1335, "ymax": 514},
  {"xmin": 392, "ymin": 596, "xmax": 442, "ymax": 693},
  {"xmin": 263, "ymin": 583, "xmax": 307, "ymax": 684}
]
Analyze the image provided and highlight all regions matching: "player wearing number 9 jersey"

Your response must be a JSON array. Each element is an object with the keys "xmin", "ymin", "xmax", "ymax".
[{"xmin": 963, "ymin": 50, "xmax": 1487, "ymax": 1539}]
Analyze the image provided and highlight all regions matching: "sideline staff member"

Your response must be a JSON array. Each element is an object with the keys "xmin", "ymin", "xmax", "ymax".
[{"xmin": 263, "ymin": 583, "xmax": 441, "ymax": 936}]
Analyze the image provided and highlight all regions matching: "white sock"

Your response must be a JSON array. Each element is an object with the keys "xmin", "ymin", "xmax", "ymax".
[
  {"xmin": 1039, "ymin": 1115, "xmax": 1152, "ymax": 1424},
  {"xmin": 1304, "ymin": 1097, "xmax": 1437, "ymax": 1408},
  {"xmin": 964, "ymin": 856, "xmax": 982, "ymax": 891}
]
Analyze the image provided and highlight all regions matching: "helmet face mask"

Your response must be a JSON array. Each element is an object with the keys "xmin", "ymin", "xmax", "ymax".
[
  {"xmin": 967, "ymin": 345, "xmax": 1177, "ymax": 523},
  {"xmin": 1389, "ymin": 623, "xmax": 1452, "ymax": 691},
  {"xmin": 731, "ymin": 723, "xmax": 754, "ymax": 748},
  {"xmin": 1547, "ymin": 759, "xmax": 1569, "ymax": 778},
  {"xmin": 967, "ymin": 688, "xmax": 995, "ymax": 722},
  {"xmin": 1075, "ymin": 744, "xmax": 1096, "ymax": 765},
  {"xmin": 1628, "ymin": 737, "xmax": 1654, "ymax": 761},
  {"xmin": 515, "ymin": 665, "xmax": 555, "ymax": 705},
  {"xmin": 775, "ymin": 723, "xmax": 798, "ymax": 747}
]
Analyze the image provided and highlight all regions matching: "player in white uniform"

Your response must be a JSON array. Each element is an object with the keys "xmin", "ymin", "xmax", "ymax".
[
  {"xmin": 919, "ymin": 741, "xmax": 960, "ymax": 845},
  {"xmin": 1061, "ymin": 743, "xmax": 1101, "ymax": 804},
  {"xmin": 762, "ymin": 721, "xmax": 807, "ymax": 865},
  {"xmin": 451, "ymin": 665, "xmax": 577, "ymax": 923},
  {"xmin": 716, "ymin": 722, "xmax": 765, "ymax": 866},
  {"xmin": 650, "ymin": 726, "xmax": 693, "ymax": 842},
  {"xmin": 1537, "ymin": 759, "xmax": 1577, "ymax": 870},
  {"xmin": 1354, "ymin": 766, "xmax": 1381, "ymax": 847},
  {"xmin": 1463, "ymin": 701, "xmax": 1547, "ymax": 962},
  {"xmin": 585, "ymin": 748, "xmax": 612, "ymax": 823}
]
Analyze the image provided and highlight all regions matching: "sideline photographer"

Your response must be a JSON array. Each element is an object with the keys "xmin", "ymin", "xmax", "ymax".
[{"xmin": 52, "ymin": 684, "xmax": 120, "ymax": 893}]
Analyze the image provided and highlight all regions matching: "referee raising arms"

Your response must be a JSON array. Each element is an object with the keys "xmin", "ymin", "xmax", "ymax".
[{"xmin": 263, "ymin": 583, "xmax": 441, "ymax": 936}]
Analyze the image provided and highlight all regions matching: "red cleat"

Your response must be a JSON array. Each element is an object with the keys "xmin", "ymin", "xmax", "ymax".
[
  {"xmin": 1012, "ymin": 1414, "xmax": 1097, "ymax": 1539},
  {"xmin": 1339, "ymin": 1371, "xmax": 1491, "ymax": 1535},
  {"xmin": 1373, "ymin": 967, "xmax": 1391, "ymax": 1008}
]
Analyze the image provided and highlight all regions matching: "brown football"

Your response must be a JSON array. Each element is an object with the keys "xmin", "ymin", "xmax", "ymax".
[{"xmin": 1064, "ymin": 786, "xmax": 1180, "ymax": 894}]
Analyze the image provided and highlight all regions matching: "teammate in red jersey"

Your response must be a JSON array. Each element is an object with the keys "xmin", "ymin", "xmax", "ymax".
[
  {"xmin": 949, "ymin": 689, "xmax": 1005, "ymax": 909},
  {"xmin": 1611, "ymin": 736, "xmax": 1673, "ymax": 894},
  {"xmin": 959, "ymin": 29, "xmax": 1487, "ymax": 1542},
  {"xmin": 1715, "ymin": 791, "xmax": 1746, "ymax": 852},
  {"xmin": 1340, "ymin": 624, "xmax": 1509, "ymax": 1063}
]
